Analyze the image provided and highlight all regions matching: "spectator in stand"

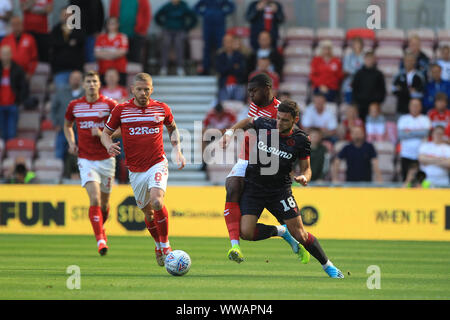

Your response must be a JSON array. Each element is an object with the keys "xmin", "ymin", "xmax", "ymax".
[
  {"xmin": 1, "ymin": 16, "xmax": 38, "ymax": 81},
  {"xmin": 437, "ymin": 44, "xmax": 450, "ymax": 82},
  {"xmin": 403, "ymin": 163, "xmax": 431, "ymax": 188},
  {"xmin": 194, "ymin": 0, "xmax": 235, "ymax": 75},
  {"xmin": 232, "ymin": 32, "xmax": 252, "ymax": 59},
  {"xmin": 216, "ymin": 33, "xmax": 247, "ymax": 102},
  {"xmin": 0, "ymin": 45, "xmax": 28, "ymax": 141},
  {"xmin": 50, "ymin": 70, "xmax": 83, "ymax": 161},
  {"xmin": 392, "ymin": 51, "xmax": 425, "ymax": 115},
  {"xmin": 109, "ymin": 0, "xmax": 151, "ymax": 63},
  {"xmin": 351, "ymin": 51, "xmax": 386, "ymax": 121},
  {"xmin": 100, "ymin": 68, "xmax": 129, "ymax": 103},
  {"xmin": 20, "ymin": 0, "xmax": 53, "ymax": 63},
  {"xmin": 365, "ymin": 102, "xmax": 387, "ymax": 143},
  {"xmin": 397, "ymin": 98, "xmax": 431, "ymax": 181},
  {"xmin": 301, "ymin": 91, "xmax": 338, "ymax": 141},
  {"xmin": 248, "ymin": 57, "xmax": 280, "ymax": 95},
  {"xmin": 310, "ymin": 40, "xmax": 343, "ymax": 102},
  {"xmin": 342, "ymin": 37, "xmax": 364, "ymax": 104},
  {"xmin": 246, "ymin": 0, "xmax": 284, "ymax": 51},
  {"xmin": 94, "ymin": 17, "xmax": 128, "ymax": 86},
  {"xmin": 49, "ymin": 7, "xmax": 85, "ymax": 89},
  {"xmin": 338, "ymin": 104, "xmax": 364, "ymax": 142},
  {"xmin": 309, "ymin": 127, "xmax": 330, "ymax": 182},
  {"xmin": 8, "ymin": 161, "xmax": 35, "ymax": 184},
  {"xmin": 418, "ymin": 126, "xmax": 450, "ymax": 187},
  {"xmin": 400, "ymin": 34, "xmax": 430, "ymax": 81},
  {"xmin": 155, "ymin": 0, "xmax": 197, "ymax": 77},
  {"xmin": 423, "ymin": 63, "xmax": 450, "ymax": 113},
  {"xmin": 332, "ymin": 126, "xmax": 382, "ymax": 183},
  {"xmin": 70, "ymin": 0, "xmax": 105, "ymax": 63},
  {"xmin": 427, "ymin": 92, "xmax": 450, "ymax": 129},
  {"xmin": 0, "ymin": 0, "xmax": 12, "ymax": 42},
  {"xmin": 247, "ymin": 31, "xmax": 284, "ymax": 78}
]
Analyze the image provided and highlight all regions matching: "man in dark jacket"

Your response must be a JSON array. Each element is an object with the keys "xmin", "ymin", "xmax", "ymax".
[
  {"xmin": 351, "ymin": 51, "xmax": 386, "ymax": 121},
  {"xmin": 70, "ymin": 0, "xmax": 104, "ymax": 63},
  {"xmin": 392, "ymin": 51, "xmax": 425, "ymax": 114},
  {"xmin": 216, "ymin": 33, "xmax": 247, "ymax": 101},
  {"xmin": 50, "ymin": 7, "xmax": 86, "ymax": 89},
  {"xmin": 156, "ymin": 0, "xmax": 197, "ymax": 76},
  {"xmin": 246, "ymin": 0, "xmax": 284, "ymax": 51},
  {"xmin": 247, "ymin": 30, "xmax": 284, "ymax": 77},
  {"xmin": 0, "ymin": 45, "xmax": 28, "ymax": 141},
  {"xmin": 194, "ymin": 0, "xmax": 235, "ymax": 75}
]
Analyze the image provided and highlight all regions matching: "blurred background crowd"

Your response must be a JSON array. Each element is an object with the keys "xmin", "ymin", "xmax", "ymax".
[{"xmin": 0, "ymin": 0, "xmax": 449, "ymax": 188}]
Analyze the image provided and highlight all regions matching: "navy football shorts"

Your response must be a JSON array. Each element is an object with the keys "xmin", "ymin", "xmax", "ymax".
[{"xmin": 239, "ymin": 184, "xmax": 301, "ymax": 224}]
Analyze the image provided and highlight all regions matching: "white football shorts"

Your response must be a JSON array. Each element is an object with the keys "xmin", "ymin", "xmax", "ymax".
[
  {"xmin": 226, "ymin": 158, "xmax": 249, "ymax": 178},
  {"xmin": 128, "ymin": 159, "xmax": 169, "ymax": 209},
  {"xmin": 78, "ymin": 157, "xmax": 116, "ymax": 193}
]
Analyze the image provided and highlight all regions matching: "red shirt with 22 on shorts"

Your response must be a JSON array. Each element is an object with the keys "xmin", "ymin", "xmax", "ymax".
[
  {"xmin": 105, "ymin": 98, "xmax": 174, "ymax": 172},
  {"xmin": 65, "ymin": 95, "xmax": 117, "ymax": 161},
  {"xmin": 95, "ymin": 32, "xmax": 129, "ymax": 74}
]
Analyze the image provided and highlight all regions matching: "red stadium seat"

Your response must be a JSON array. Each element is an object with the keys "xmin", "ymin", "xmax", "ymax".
[
  {"xmin": 6, "ymin": 138, "xmax": 36, "ymax": 159},
  {"xmin": 376, "ymin": 29, "xmax": 405, "ymax": 47},
  {"xmin": 285, "ymin": 27, "xmax": 315, "ymax": 46}
]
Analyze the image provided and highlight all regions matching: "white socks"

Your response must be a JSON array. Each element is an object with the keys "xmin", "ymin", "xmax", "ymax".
[{"xmin": 322, "ymin": 260, "xmax": 333, "ymax": 270}]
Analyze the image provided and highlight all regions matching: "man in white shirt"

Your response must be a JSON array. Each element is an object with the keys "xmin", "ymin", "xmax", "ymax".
[
  {"xmin": 397, "ymin": 98, "xmax": 431, "ymax": 181},
  {"xmin": 301, "ymin": 92, "xmax": 338, "ymax": 140},
  {"xmin": 418, "ymin": 126, "xmax": 450, "ymax": 187},
  {"xmin": 437, "ymin": 44, "xmax": 450, "ymax": 82}
]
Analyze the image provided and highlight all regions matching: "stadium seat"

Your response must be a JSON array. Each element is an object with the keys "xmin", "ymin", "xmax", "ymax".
[
  {"xmin": 30, "ymin": 74, "xmax": 48, "ymax": 94},
  {"xmin": 284, "ymin": 45, "xmax": 313, "ymax": 64},
  {"xmin": 206, "ymin": 164, "xmax": 234, "ymax": 185},
  {"xmin": 373, "ymin": 141, "xmax": 395, "ymax": 155},
  {"xmin": 407, "ymin": 28, "xmax": 436, "ymax": 48},
  {"xmin": 34, "ymin": 158, "xmax": 63, "ymax": 182},
  {"xmin": 279, "ymin": 82, "xmax": 308, "ymax": 96},
  {"xmin": 17, "ymin": 111, "xmax": 41, "ymax": 140},
  {"xmin": 282, "ymin": 63, "xmax": 310, "ymax": 84},
  {"xmin": 376, "ymin": 29, "xmax": 405, "ymax": 47},
  {"xmin": 437, "ymin": 29, "xmax": 450, "ymax": 43},
  {"xmin": 35, "ymin": 63, "xmax": 50, "ymax": 75},
  {"xmin": 334, "ymin": 140, "xmax": 348, "ymax": 155},
  {"xmin": 6, "ymin": 138, "xmax": 36, "ymax": 159},
  {"xmin": 126, "ymin": 62, "xmax": 143, "ymax": 74},
  {"xmin": 346, "ymin": 28, "xmax": 376, "ymax": 47},
  {"xmin": 377, "ymin": 153, "xmax": 395, "ymax": 180},
  {"xmin": 285, "ymin": 27, "xmax": 315, "ymax": 46},
  {"xmin": 316, "ymin": 28, "xmax": 345, "ymax": 47},
  {"xmin": 381, "ymin": 95, "xmax": 397, "ymax": 116},
  {"xmin": 36, "ymin": 138, "xmax": 56, "ymax": 159},
  {"xmin": 377, "ymin": 63, "xmax": 400, "ymax": 77},
  {"xmin": 375, "ymin": 46, "xmax": 404, "ymax": 65}
]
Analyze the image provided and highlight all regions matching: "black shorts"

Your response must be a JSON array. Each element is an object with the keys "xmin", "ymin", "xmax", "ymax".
[{"xmin": 239, "ymin": 184, "xmax": 300, "ymax": 224}]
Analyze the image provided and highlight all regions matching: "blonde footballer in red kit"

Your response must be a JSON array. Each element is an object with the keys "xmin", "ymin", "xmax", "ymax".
[
  {"xmin": 64, "ymin": 71, "xmax": 119, "ymax": 256},
  {"xmin": 101, "ymin": 73, "xmax": 186, "ymax": 266}
]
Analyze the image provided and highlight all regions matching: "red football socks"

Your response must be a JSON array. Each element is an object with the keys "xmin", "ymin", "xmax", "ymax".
[
  {"xmin": 89, "ymin": 206, "xmax": 105, "ymax": 242},
  {"xmin": 144, "ymin": 215, "xmax": 160, "ymax": 245},
  {"xmin": 154, "ymin": 206, "xmax": 169, "ymax": 244},
  {"xmin": 224, "ymin": 202, "xmax": 241, "ymax": 243}
]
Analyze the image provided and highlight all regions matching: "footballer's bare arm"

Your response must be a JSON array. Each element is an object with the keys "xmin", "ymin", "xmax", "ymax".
[
  {"xmin": 101, "ymin": 127, "xmax": 121, "ymax": 156},
  {"xmin": 219, "ymin": 117, "xmax": 256, "ymax": 149},
  {"xmin": 294, "ymin": 157, "xmax": 312, "ymax": 186},
  {"xmin": 166, "ymin": 120, "xmax": 186, "ymax": 169},
  {"xmin": 63, "ymin": 119, "xmax": 78, "ymax": 155}
]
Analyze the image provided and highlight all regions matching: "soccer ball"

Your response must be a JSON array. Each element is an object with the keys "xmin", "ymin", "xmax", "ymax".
[{"xmin": 165, "ymin": 250, "xmax": 191, "ymax": 276}]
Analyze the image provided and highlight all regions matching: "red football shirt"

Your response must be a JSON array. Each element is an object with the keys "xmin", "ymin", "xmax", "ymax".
[
  {"xmin": 239, "ymin": 98, "xmax": 281, "ymax": 160},
  {"xmin": 105, "ymin": 98, "xmax": 174, "ymax": 172},
  {"xmin": 428, "ymin": 109, "xmax": 450, "ymax": 128},
  {"xmin": 21, "ymin": 0, "xmax": 52, "ymax": 34},
  {"xmin": 0, "ymin": 68, "xmax": 16, "ymax": 106},
  {"xmin": 95, "ymin": 33, "xmax": 129, "ymax": 74},
  {"xmin": 65, "ymin": 95, "xmax": 117, "ymax": 161}
]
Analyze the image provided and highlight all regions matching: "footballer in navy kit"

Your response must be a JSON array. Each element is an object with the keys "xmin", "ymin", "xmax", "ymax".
[{"xmin": 219, "ymin": 100, "xmax": 344, "ymax": 278}]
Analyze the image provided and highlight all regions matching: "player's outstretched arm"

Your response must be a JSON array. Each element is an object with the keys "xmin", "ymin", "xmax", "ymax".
[
  {"xmin": 166, "ymin": 120, "xmax": 186, "ymax": 170},
  {"xmin": 219, "ymin": 117, "xmax": 256, "ymax": 149},
  {"xmin": 101, "ymin": 127, "xmax": 121, "ymax": 156},
  {"xmin": 294, "ymin": 158, "xmax": 312, "ymax": 186},
  {"xmin": 63, "ymin": 119, "xmax": 78, "ymax": 155}
]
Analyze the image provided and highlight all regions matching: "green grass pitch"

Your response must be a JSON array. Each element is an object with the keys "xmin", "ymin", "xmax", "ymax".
[{"xmin": 0, "ymin": 234, "xmax": 449, "ymax": 300}]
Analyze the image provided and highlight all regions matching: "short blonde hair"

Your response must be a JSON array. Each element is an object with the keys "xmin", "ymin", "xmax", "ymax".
[{"xmin": 134, "ymin": 72, "xmax": 153, "ymax": 85}]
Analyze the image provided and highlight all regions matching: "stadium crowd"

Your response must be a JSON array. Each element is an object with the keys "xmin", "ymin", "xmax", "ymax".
[{"xmin": 0, "ymin": 0, "xmax": 449, "ymax": 187}]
